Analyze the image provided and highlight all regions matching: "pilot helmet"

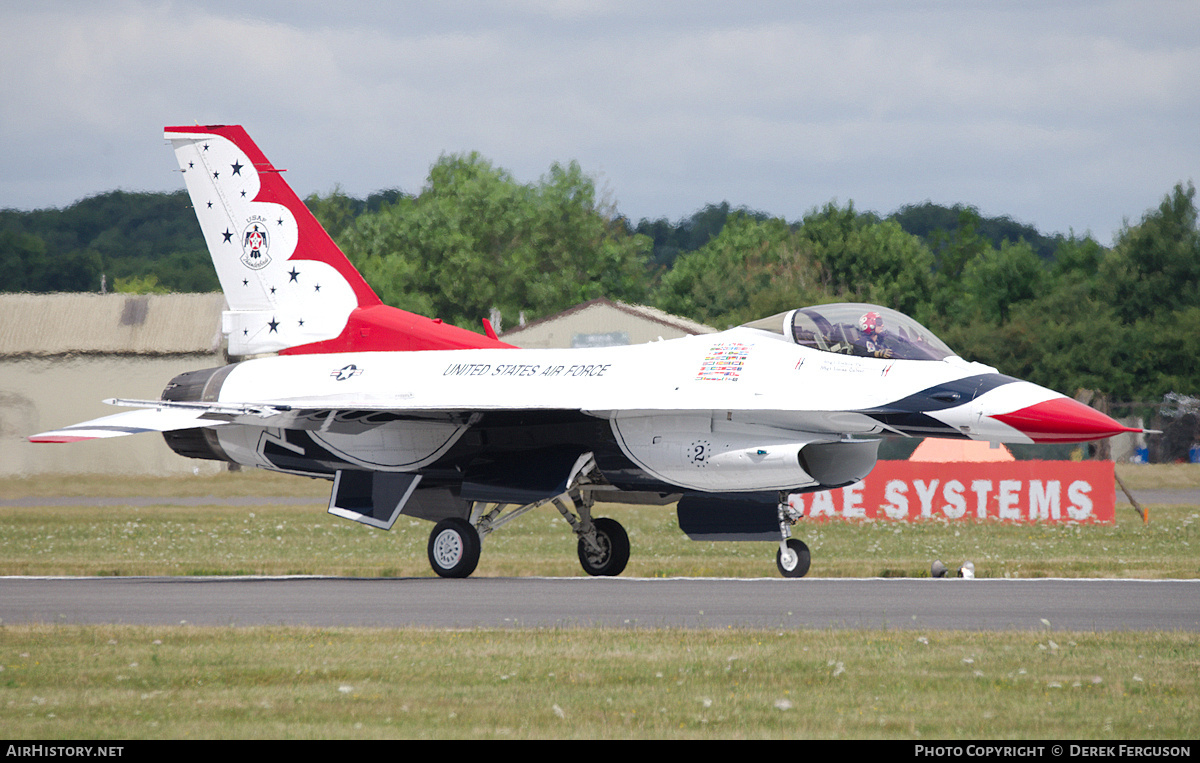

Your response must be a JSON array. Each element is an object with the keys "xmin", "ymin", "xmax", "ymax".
[{"xmin": 859, "ymin": 311, "xmax": 884, "ymax": 335}]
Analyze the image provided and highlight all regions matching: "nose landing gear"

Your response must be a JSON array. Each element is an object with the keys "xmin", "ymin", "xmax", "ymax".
[{"xmin": 776, "ymin": 495, "xmax": 811, "ymax": 578}]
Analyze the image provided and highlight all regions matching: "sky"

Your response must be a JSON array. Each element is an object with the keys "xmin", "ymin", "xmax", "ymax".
[{"xmin": 2, "ymin": 0, "xmax": 1197, "ymax": 245}]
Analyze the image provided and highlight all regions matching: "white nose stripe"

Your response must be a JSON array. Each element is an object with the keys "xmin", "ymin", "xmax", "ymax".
[{"xmin": 973, "ymin": 380, "xmax": 1061, "ymax": 413}]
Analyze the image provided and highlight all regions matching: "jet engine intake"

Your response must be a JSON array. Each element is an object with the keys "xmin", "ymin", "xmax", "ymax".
[{"xmin": 797, "ymin": 439, "xmax": 880, "ymax": 489}]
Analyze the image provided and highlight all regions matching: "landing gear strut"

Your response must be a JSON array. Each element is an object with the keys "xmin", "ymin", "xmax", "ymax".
[
  {"xmin": 424, "ymin": 452, "xmax": 631, "ymax": 578},
  {"xmin": 776, "ymin": 494, "xmax": 811, "ymax": 578},
  {"xmin": 553, "ymin": 493, "xmax": 630, "ymax": 576}
]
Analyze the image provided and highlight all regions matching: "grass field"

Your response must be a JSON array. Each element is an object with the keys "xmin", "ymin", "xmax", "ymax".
[
  {"xmin": 2, "ymin": 625, "xmax": 1197, "ymax": 739},
  {"xmin": 2, "ymin": 464, "xmax": 1198, "ymax": 739},
  {"xmin": 1, "ymin": 465, "xmax": 1197, "ymax": 579}
]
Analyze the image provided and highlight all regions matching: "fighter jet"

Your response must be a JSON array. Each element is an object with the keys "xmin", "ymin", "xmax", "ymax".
[{"xmin": 30, "ymin": 125, "xmax": 1140, "ymax": 578}]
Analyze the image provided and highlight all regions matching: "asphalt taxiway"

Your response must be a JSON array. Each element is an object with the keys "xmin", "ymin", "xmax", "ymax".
[{"xmin": 2, "ymin": 576, "xmax": 1197, "ymax": 631}]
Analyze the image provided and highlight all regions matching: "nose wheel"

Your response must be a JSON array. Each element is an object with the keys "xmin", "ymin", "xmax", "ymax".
[{"xmin": 776, "ymin": 538, "xmax": 811, "ymax": 578}]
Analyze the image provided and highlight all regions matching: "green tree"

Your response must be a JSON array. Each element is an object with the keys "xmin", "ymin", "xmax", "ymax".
[
  {"xmin": 1099, "ymin": 182, "xmax": 1200, "ymax": 323},
  {"xmin": 0, "ymin": 190, "xmax": 215, "ymax": 293},
  {"xmin": 634, "ymin": 201, "xmax": 771, "ymax": 269},
  {"xmin": 1131, "ymin": 306, "xmax": 1200, "ymax": 398},
  {"xmin": 306, "ymin": 186, "xmax": 361, "ymax": 242},
  {"xmin": 113, "ymin": 273, "xmax": 171, "ymax": 294},
  {"xmin": 1049, "ymin": 233, "xmax": 1105, "ymax": 286},
  {"xmin": 892, "ymin": 201, "xmax": 1060, "ymax": 259},
  {"xmin": 656, "ymin": 205, "xmax": 937, "ymax": 329},
  {"xmin": 798, "ymin": 203, "xmax": 934, "ymax": 319},
  {"xmin": 924, "ymin": 208, "xmax": 994, "ymax": 325},
  {"xmin": 0, "ymin": 229, "xmax": 47, "ymax": 290},
  {"xmin": 654, "ymin": 215, "xmax": 824, "ymax": 327},
  {"xmin": 340, "ymin": 153, "xmax": 651, "ymax": 328},
  {"xmin": 960, "ymin": 240, "xmax": 1046, "ymax": 324}
]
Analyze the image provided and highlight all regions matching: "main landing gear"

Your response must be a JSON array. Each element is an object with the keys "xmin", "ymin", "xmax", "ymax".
[
  {"xmin": 423, "ymin": 478, "xmax": 808, "ymax": 579},
  {"xmin": 576, "ymin": 516, "xmax": 630, "ymax": 577},
  {"xmin": 425, "ymin": 488, "xmax": 630, "ymax": 579},
  {"xmin": 427, "ymin": 517, "xmax": 482, "ymax": 579}
]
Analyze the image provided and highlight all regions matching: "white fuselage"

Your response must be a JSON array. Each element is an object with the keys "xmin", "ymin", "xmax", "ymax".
[{"xmin": 199, "ymin": 326, "xmax": 1059, "ymax": 493}]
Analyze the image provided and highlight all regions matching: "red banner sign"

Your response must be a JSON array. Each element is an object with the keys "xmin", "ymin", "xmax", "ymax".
[{"xmin": 787, "ymin": 460, "xmax": 1115, "ymax": 523}]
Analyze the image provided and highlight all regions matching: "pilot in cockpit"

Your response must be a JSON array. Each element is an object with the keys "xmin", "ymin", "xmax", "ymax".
[
  {"xmin": 854, "ymin": 311, "xmax": 897, "ymax": 359},
  {"xmin": 749, "ymin": 304, "xmax": 954, "ymax": 362}
]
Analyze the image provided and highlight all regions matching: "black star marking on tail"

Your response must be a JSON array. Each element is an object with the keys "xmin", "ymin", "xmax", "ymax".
[
  {"xmin": 267, "ymin": 317, "xmax": 279, "ymax": 333},
  {"xmin": 288, "ymin": 268, "xmax": 300, "ymax": 283},
  {"xmin": 231, "ymin": 161, "xmax": 243, "ymax": 175}
]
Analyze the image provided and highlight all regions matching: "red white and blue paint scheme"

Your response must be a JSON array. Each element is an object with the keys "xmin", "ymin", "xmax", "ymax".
[{"xmin": 30, "ymin": 125, "xmax": 1140, "ymax": 578}]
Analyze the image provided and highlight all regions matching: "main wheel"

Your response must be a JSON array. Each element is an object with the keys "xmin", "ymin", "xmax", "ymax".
[
  {"xmin": 577, "ymin": 517, "xmax": 630, "ymax": 577},
  {"xmin": 428, "ymin": 518, "xmax": 481, "ymax": 578},
  {"xmin": 776, "ymin": 538, "xmax": 811, "ymax": 578}
]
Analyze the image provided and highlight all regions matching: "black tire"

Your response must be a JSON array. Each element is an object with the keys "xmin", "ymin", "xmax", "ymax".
[
  {"xmin": 577, "ymin": 517, "xmax": 630, "ymax": 577},
  {"xmin": 427, "ymin": 518, "xmax": 481, "ymax": 578},
  {"xmin": 776, "ymin": 538, "xmax": 811, "ymax": 578}
]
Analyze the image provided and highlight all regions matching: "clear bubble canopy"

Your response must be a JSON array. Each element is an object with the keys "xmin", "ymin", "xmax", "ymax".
[{"xmin": 742, "ymin": 303, "xmax": 956, "ymax": 362}]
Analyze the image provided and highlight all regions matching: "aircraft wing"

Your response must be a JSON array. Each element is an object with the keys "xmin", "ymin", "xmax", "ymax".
[{"xmin": 39, "ymin": 393, "xmax": 853, "ymax": 437}]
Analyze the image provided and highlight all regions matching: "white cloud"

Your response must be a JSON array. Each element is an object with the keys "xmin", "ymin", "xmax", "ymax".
[{"xmin": 1, "ymin": 1, "xmax": 1197, "ymax": 243}]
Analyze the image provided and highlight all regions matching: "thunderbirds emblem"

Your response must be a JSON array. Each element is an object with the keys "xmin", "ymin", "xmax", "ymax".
[{"xmin": 240, "ymin": 218, "xmax": 271, "ymax": 270}]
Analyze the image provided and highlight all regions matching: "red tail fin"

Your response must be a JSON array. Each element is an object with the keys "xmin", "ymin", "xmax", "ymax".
[{"xmin": 164, "ymin": 125, "xmax": 512, "ymax": 354}]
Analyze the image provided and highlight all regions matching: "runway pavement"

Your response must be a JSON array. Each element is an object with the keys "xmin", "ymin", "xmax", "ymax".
[
  {"xmin": 3, "ymin": 487, "xmax": 1196, "ymax": 633},
  {"xmin": 2, "ymin": 576, "xmax": 1197, "ymax": 631},
  {"xmin": 1115, "ymin": 487, "xmax": 1200, "ymax": 505}
]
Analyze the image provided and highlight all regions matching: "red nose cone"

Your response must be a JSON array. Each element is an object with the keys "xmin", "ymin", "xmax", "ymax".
[{"xmin": 992, "ymin": 398, "xmax": 1140, "ymax": 443}]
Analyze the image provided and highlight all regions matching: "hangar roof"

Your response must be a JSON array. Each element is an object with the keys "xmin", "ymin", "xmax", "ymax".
[
  {"xmin": 0, "ymin": 293, "xmax": 225, "ymax": 356},
  {"xmin": 499, "ymin": 297, "xmax": 715, "ymax": 349}
]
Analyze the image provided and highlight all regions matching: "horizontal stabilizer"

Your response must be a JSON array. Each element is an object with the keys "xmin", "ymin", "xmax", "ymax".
[{"xmin": 29, "ymin": 407, "xmax": 226, "ymax": 443}]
